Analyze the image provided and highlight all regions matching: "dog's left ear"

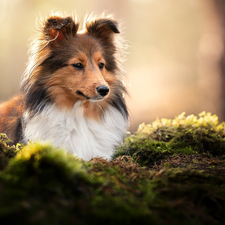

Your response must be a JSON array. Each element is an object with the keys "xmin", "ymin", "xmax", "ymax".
[
  {"xmin": 44, "ymin": 16, "xmax": 79, "ymax": 43},
  {"xmin": 85, "ymin": 18, "xmax": 120, "ymax": 42}
]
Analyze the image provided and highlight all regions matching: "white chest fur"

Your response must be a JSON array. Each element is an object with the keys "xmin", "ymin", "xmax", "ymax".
[{"xmin": 23, "ymin": 102, "xmax": 128, "ymax": 160}]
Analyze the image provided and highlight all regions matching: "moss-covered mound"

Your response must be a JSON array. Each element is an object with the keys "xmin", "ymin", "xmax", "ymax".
[
  {"xmin": 114, "ymin": 112, "xmax": 225, "ymax": 167},
  {"xmin": 0, "ymin": 112, "xmax": 225, "ymax": 225}
]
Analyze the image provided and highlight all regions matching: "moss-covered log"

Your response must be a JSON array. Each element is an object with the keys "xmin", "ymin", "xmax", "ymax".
[{"xmin": 0, "ymin": 112, "xmax": 225, "ymax": 224}]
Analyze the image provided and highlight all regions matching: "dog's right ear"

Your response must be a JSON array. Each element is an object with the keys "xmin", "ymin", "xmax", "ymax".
[
  {"xmin": 85, "ymin": 17, "xmax": 119, "ymax": 43},
  {"xmin": 43, "ymin": 16, "xmax": 79, "ymax": 44}
]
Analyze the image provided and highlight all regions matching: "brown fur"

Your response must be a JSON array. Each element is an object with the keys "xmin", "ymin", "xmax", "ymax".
[{"xmin": 0, "ymin": 95, "xmax": 23, "ymax": 143}]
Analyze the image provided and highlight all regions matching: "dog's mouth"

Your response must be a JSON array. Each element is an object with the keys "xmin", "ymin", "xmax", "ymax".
[
  {"xmin": 76, "ymin": 89, "xmax": 108, "ymax": 103},
  {"xmin": 89, "ymin": 97, "xmax": 105, "ymax": 103},
  {"xmin": 76, "ymin": 90, "xmax": 90, "ymax": 99}
]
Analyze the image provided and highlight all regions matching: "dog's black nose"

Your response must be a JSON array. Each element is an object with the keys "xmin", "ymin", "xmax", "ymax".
[{"xmin": 96, "ymin": 85, "xmax": 109, "ymax": 97}]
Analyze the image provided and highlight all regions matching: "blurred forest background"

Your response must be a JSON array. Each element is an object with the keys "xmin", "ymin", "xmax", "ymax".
[{"xmin": 0, "ymin": 0, "xmax": 225, "ymax": 132}]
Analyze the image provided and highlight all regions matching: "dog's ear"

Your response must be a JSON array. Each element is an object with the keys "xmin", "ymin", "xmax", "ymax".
[
  {"xmin": 85, "ymin": 18, "xmax": 120, "ymax": 42},
  {"xmin": 44, "ymin": 16, "xmax": 79, "ymax": 43}
]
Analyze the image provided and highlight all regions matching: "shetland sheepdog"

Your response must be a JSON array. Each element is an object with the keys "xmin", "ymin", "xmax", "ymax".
[{"xmin": 0, "ymin": 12, "xmax": 128, "ymax": 160}]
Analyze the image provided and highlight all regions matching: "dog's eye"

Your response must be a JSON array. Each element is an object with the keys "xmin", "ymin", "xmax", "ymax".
[
  {"xmin": 72, "ymin": 63, "xmax": 84, "ymax": 70},
  {"xmin": 99, "ymin": 62, "xmax": 105, "ymax": 70}
]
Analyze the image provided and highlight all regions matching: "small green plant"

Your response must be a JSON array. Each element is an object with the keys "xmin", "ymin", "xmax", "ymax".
[{"xmin": 0, "ymin": 133, "xmax": 23, "ymax": 170}]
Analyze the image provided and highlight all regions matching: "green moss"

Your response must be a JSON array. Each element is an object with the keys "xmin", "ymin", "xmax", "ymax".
[
  {"xmin": 114, "ymin": 112, "xmax": 225, "ymax": 166},
  {"xmin": 0, "ymin": 143, "xmax": 224, "ymax": 224},
  {"xmin": 146, "ymin": 168, "xmax": 225, "ymax": 224}
]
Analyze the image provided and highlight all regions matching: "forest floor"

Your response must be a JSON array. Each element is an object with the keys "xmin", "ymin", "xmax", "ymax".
[{"xmin": 0, "ymin": 112, "xmax": 225, "ymax": 225}]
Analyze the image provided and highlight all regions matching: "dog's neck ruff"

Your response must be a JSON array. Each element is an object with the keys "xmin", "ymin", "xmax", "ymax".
[{"xmin": 23, "ymin": 101, "xmax": 128, "ymax": 161}]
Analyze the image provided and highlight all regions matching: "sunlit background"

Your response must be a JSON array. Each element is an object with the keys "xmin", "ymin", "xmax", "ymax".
[{"xmin": 0, "ymin": 0, "xmax": 224, "ymax": 132}]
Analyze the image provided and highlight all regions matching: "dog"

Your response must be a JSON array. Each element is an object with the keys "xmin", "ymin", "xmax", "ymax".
[{"xmin": 0, "ymin": 12, "xmax": 129, "ymax": 160}]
